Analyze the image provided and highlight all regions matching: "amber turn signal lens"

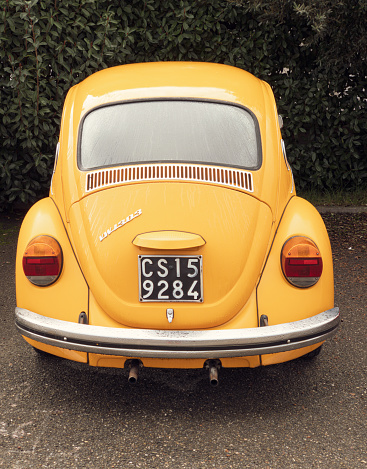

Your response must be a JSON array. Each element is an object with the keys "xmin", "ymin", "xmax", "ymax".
[
  {"xmin": 281, "ymin": 236, "xmax": 322, "ymax": 288},
  {"xmin": 22, "ymin": 236, "xmax": 63, "ymax": 286}
]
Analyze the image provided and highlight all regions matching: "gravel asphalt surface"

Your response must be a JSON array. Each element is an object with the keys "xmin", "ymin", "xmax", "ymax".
[{"xmin": 0, "ymin": 210, "xmax": 366, "ymax": 468}]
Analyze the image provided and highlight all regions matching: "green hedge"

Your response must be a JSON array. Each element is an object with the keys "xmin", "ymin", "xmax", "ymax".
[{"xmin": 1, "ymin": 0, "xmax": 366, "ymax": 211}]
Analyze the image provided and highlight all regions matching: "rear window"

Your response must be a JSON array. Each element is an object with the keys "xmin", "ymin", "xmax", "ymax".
[{"xmin": 79, "ymin": 100, "xmax": 261, "ymax": 170}]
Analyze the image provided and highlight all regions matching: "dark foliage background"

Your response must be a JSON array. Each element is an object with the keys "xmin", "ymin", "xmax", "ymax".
[{"xmin": 1, "ymin": 0, "xmax": 366, "ymax": 211}]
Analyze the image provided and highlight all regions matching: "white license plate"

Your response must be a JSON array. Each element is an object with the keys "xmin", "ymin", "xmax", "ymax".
[{"xmin": 138, "ymin": 255, "xmax": 203, "ymax": 302}]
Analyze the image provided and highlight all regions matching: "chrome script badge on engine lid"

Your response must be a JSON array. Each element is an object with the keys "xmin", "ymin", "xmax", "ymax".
[{"xmin": 99, "ymin": 209, "xmax": 142, "ymax": 242}]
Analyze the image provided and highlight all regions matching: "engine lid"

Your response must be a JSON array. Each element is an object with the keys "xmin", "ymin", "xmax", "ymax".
[{"xmin": 68, "ymin": 182, "xmax": 273, "ymax": 329}]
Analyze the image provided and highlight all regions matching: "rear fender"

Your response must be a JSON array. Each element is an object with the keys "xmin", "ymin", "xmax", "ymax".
[
  {"xmin": 16, "ymin": 198, "xmax": 89, "ymax": 324},
  {"xmin": 257, "ymin": 196, "xmax": 334, "ymax": 326}
]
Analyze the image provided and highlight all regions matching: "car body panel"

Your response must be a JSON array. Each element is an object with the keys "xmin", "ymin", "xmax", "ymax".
[
  {"xmin": 257, "ymin": 196, "xmax": 334, "ymax": 326},
  {"xmin": 88, "ymin": 355, "xmax": 261, "ymax": 369},
  {"xmin": 16, "ymin": 198, "xmax": 89, "ymax": 323},
  {"xmin": 23, "ymin": 337, "xmax": 88, "ymax": 363},
  {"xmin": 68, "ymin": 183, "xmax": 272, "ymax": 329},
  {"xmin": 53, "ymin": 62, "xmax": 285, "ymax": 220}
]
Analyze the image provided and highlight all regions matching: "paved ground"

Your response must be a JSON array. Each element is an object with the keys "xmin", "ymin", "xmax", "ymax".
[
  {"xmin": 0, "ymin": 212, "xmax": 366, "ymax": 468},
  {"xmin": 316, "ymin": 205, "xmax": 367, "ymax": 213}
]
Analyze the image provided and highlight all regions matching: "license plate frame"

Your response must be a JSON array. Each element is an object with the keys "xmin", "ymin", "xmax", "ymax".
[{"xmin": 138, "ymin": 255, "xmax": 203, "ymax": 303}]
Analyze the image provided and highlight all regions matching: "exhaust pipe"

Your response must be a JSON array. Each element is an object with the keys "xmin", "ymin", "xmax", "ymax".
[
  {"xmin": 205, "ymin": 359, "xmax": 221, "ymax": 387},
  {"xmin": 127, "ymin": 360, "xmax": 141, "ymax": 384},
  {"xmin": 209, "ymin": 365, "xmax": 219, "ymax": 387}
]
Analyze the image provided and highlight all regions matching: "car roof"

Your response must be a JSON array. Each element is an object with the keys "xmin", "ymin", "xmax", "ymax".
[{"xmin": 70, "ymin": 62, "xmax": 270, "ymax": 120}]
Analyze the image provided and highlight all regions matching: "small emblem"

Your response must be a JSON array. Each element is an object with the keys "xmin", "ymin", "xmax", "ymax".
[
  {"xmin": 99, "ymin": 209, "xmax": 142, "ymax": 242},
  {"xmin": 166, "ymin": 308, "xmax": 174, "ymax": 323}
]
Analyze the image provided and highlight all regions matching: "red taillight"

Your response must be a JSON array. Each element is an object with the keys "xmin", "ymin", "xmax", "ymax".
[
  {"xmin": 22, "ymin": 236, "xmax": 63, "ymax": 286},
  {"xmin": 281, "ymin": 237, "xmax": 323, "ymax": 288}
]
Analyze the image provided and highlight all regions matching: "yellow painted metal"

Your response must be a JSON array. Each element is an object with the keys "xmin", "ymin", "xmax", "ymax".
[
  {"xmin": 88, "ymin": 282, "xmax": 260, "ymax": 331},
  {"xmin": 24, "ymin": 337, "xmax": 88, "ymax": 363},
  {"xmin": 261, "ymin": 342, "xmax": 324, "ymax": 366},
  {"xmin": 16, "ymin": 198, "xmax": 88, "ymax": 323},
  {"xmin": 257, "ymin": 196, "xmax": 334, "ymax": 326},
  {"xmin": 88, "ymin": 354, "xmax": 260, "ymax": 369},
  {"xmin": 132, "ymin": 230, "xmax": 206, "ymax": 250},
  {"xmin": 15, "ymin": 62, "xmax": 335, "ymax": 369},
  {"xmin": 69, "ymin": 184, "xmax": 272, "ymax": 329},
  {"xmin": 51, "ymin": 62, "xmax": 288, "ymax": 218}
]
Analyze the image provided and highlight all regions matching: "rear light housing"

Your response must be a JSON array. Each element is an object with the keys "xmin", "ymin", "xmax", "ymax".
[
  {"xmin": 22, "ymin": 236, "xmax": 63, "ymax": 286},
  {"xmin": 281, "ymin": 236, "xmax": 323, "ymax": 288}
]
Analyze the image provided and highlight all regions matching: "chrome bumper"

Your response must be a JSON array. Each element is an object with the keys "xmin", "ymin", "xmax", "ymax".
[{"xmin": 15, "ymin": 307, "xmax": 340, "ymax": 359}]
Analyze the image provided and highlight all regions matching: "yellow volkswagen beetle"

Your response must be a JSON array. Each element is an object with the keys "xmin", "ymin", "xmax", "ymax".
[{"xmin": 15, "ymin": 62, "xmax": 340, "ymax": 385}]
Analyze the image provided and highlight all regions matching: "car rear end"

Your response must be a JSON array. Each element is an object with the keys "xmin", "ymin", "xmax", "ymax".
[{"xmin": 15, "ymin": 62, "xmax": 339, "ymax": 381}]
